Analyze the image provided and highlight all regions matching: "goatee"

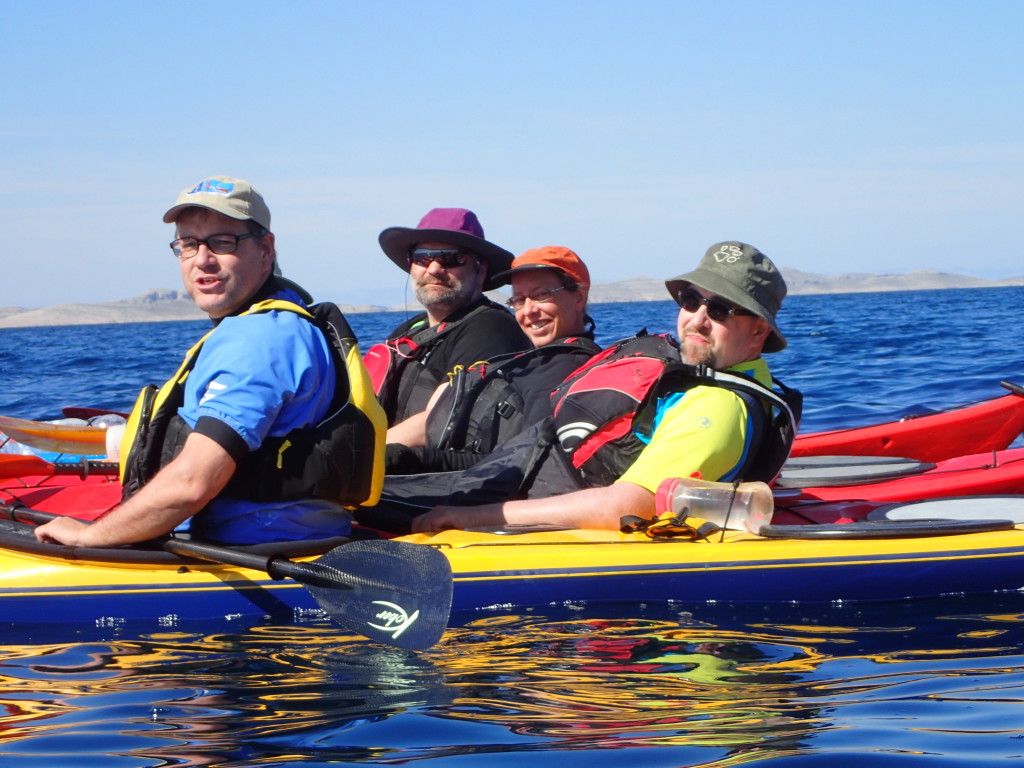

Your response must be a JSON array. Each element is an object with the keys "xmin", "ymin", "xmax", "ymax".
[{"xmin": 682, "ymin": 339, "xmax": 716, "ymax": 368}]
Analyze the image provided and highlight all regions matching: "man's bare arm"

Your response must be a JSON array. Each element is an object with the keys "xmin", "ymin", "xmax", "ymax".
[
  {"xmin": 386, "ymin": 381, "xmax": 449, "ymax": 447},
  {"xmin": 34, "ymin": 432, "xmax": 237, "ymax": 548},
  {"xmin": 412, "ymin": 480, "xmax": 655, "ymax": 533}
]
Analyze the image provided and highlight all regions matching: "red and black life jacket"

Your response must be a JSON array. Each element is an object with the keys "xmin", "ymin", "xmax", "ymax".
[
  {"xmin": 549, "ymin": 331, "xmax": 802, "ymax": 488},
  {"xmin": 424, "ymin": 336, "xmax": 601, "ymax": 454},
  {"xmin": 363, "ymin": 303, "xmax": 495, "ymax": 424}
]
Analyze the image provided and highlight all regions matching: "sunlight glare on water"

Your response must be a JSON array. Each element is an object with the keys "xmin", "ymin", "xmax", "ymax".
[{"xmin": 1, "ymin": 597, "xmax": 1023, "ymax": 765}]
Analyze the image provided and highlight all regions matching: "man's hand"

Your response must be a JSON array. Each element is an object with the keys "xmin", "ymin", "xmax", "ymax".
[{"xmin": 34, "ymin": 516, "xmax": 91, "ymax": 547}]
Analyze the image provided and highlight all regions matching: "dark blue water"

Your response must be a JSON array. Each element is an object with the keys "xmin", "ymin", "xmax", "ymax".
[
  {"xmin": 2, "ymin": 289, "xmax": 1019, "ymax": 433},
  {"xmin": 1, "ymin": 288, "xmax": 1023, "ymax": 765}
]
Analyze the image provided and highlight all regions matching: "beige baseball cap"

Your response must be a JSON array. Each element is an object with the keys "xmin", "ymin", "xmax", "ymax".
[{"xmin": 163, "ymin": 176, "xmax": 271, "ymax": 230}]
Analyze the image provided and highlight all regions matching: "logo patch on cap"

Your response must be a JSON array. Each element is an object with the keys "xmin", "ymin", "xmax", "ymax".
[
  {"xmin": 188, "ymin": 180, "xmax": 235, "ymax": 196},
  {"xmin": 713, "ymin": 244, "xmax": 742, "ymax": 263}
]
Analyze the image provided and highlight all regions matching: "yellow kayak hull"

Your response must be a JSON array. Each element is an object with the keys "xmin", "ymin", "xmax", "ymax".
[{"xmin": 2, "ymin": 522, "xmax": 1022, "ymax": 632}]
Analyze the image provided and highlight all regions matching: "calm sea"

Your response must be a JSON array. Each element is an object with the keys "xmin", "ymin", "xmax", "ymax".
[{"xmin": 1, "ymin": 288, "xmax": 1023, "ymax": 766}]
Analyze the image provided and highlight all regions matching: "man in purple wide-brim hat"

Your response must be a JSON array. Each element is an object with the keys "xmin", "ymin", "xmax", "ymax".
[{"xmin": 364, "ymin": 208, "xmax": 530, "ymax": 432}]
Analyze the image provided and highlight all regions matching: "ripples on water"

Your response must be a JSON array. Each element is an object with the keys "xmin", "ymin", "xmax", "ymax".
[
  {"xmin": 0, "ymin": 321, "xmax": 205, "ymax": 420},
  {"xmin": 2, "ymin": 597, "xmax": 1023, "ymax": 765},
  {"xmin": 1, "ymin": 287, "xmax": 1024, "ymax": 765}
]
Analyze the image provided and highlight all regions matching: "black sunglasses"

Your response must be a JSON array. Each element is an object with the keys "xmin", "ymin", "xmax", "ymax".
[
  {"xmin": 408, "ymin": 249, "xmax": 471, "ymax": 268},
  {"xmin": 677, "ymin": 288, "xmax": 754, "ymax": 323}
]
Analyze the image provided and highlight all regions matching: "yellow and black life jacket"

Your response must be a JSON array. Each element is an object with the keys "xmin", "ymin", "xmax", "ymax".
[{"xmin": 119, "ymin": 299, "xmax": 386, "ymax": 508}]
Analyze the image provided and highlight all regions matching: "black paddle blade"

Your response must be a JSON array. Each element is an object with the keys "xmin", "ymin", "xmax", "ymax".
[{"xmin": 296, "ymin": 539, "xmax": 453, "ymax": 651}]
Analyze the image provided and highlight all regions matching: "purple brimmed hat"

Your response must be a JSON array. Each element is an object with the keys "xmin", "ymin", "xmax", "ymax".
[{"xmin": 378, "ymin": 208, "xmax": 515, "ymax": 291}]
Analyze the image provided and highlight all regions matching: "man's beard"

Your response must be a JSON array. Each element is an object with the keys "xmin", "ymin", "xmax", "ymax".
[
  {"xmin": 681, "ymin": 336, "xmax": 717, "ymax": 368},
  {"xmin": 415, "ymin": 281, "xmax": 472, "ymax": 309},
  {"xmin": 415, "ymin": 263, "xmax": 480, "ymax": 312}
]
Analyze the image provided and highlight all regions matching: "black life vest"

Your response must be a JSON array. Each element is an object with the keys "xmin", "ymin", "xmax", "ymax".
[
  {"xmin": 424, "ymin": 336, "xmax": 601, "ymax": 454},
  {"xmin": 549, "ymin": 331, "xmax": 802, "ymax": 488},
  {"xmin": 363, "ymin": 302, "xmax": 497, "ymax": 424},
  {"xmin": 119, "ymin": 300, "xmax": 387, "ymax": 507}
]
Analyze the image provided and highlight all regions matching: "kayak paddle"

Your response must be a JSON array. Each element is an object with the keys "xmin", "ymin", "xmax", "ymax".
[
  {"xmin": 164, "ymin": 536, "xmax": 453, "ymax": 650},
  {"xmin": 0, "ymin": 454, "xmax": 119, "ymax": 479},
  {"xmin": 1001, "ymin": 380, "xmax": 1024, "ymax": 397},
  {"xmin": 6, "ymin": 505, "xmax": 453, "ymax": 650}
]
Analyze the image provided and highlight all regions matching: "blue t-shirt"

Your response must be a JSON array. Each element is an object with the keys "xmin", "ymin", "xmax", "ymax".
[{"xmin": 179, "ymin": 289, "xmax": 350, "ymax": 543}]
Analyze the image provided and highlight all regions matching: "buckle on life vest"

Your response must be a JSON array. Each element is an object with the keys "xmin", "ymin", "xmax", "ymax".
[{"xmin": 496, "ymin": 401, "xmax": 517, "ymax": 420}]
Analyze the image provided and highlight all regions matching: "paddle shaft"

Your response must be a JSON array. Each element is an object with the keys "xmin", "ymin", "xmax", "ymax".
[
  {"xmin": 1001, "ymin": 380, "xmax": 1024, "ymax": 398},
  {"xmin": 162, "ymin": 537, "xmax": 350, "ymax": 590},
  {"xmin": 0, "ymin": 454, "xmax": 119, "ymax": 479},
  {"xmin": 12, "ymin": 504, "xmax": 373, "ymax": 591}
]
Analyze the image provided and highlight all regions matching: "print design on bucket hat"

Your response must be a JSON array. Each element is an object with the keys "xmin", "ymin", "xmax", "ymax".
[{"xmin": 664, "ymin": 241, "xmax": 788, "ymax": 352}]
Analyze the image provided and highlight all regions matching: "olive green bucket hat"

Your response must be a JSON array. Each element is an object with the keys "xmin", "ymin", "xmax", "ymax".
[{"xmin": 665, "ymin": 241, "xmax": 788, "ymax": 352}]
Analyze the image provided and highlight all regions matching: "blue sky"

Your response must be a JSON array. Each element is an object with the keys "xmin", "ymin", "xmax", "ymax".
[{"xmin": 3, "ymin": 1, "xmax": 1022, "ymax": 308}]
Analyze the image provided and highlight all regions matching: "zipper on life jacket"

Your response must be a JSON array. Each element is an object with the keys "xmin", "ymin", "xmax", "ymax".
[{"xmin": 276, "ymin": 439, "xmax": 292, "ymax": 469}]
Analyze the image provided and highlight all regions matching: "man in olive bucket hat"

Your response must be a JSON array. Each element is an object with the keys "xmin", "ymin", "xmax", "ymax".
[
  {"xmin": 408, "ymin": 241, "xmax": 794, "ymax": 534},
  {"xmin": 365, "ymin": 208, "xmax": 530, "ymax": 431}
]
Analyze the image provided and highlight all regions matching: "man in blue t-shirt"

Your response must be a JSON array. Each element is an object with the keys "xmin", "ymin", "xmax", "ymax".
[{"xmin": 36, "ymin": 176, "xmax": 362, "ymax": 546}]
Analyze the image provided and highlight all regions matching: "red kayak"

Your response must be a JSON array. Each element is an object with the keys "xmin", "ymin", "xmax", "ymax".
[
  {"xmin": 775, "ymin": 447, "xmax": 1024, "ymax": 517},
  {"xmin": 5, "ymin": 384, "xmax": 1024, "ymax": 525},
  {"xmin": 5, "ymin": 447, "xmax": 1024, "ymax": 531},
  {"xmin": 0, "ymin": 472, "xmax": 119, "ymax": 520},
  {"xmin": 792, "ymin": 382, "xmax": 1024, "ymax": 463}
]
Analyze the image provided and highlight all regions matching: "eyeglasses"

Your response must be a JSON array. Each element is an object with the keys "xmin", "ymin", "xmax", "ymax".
[
  {"xmin": 506, "ymin": 285, "xmax": 567, "ymax": 310},
  {"xmin": 170, "ymin": 233, "xmax": 260, "ymax": 260},
  {"xmin": 408, "ymin": 249, "xmax": 471, "ymax": 269},
  {"xmin": 676, "ymin": 288, "xmax": 754, "ymax": 323}
]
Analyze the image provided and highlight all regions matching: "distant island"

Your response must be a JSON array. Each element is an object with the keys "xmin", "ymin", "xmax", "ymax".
[{"xmin": 2, "ymin": 268, "xmax": 1022, "ymax": 329}]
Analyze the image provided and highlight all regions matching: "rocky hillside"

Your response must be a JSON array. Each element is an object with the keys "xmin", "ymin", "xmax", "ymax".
[{"xmin": 2, "ymin": 269, "xmax": 1022, "ymax": 328}]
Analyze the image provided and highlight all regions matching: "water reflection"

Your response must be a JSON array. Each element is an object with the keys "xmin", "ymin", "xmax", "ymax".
[{"xmin": 0, "ymin": 596, "xmax": 1022, "ymax": 764}]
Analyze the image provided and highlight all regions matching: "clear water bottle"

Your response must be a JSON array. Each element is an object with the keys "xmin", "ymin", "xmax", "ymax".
[{"xmin": 658, "ymin": 476, "xmax": 774, "ymax": 534}]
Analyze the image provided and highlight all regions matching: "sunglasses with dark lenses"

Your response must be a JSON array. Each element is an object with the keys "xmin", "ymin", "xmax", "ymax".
[
  {"xmin": 677, "ymin": 288, "xmax": 754, "ymax": 323},
  {"xmin": 408, "ymin": 249, "xmax": 471, "ymax": 268}
]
